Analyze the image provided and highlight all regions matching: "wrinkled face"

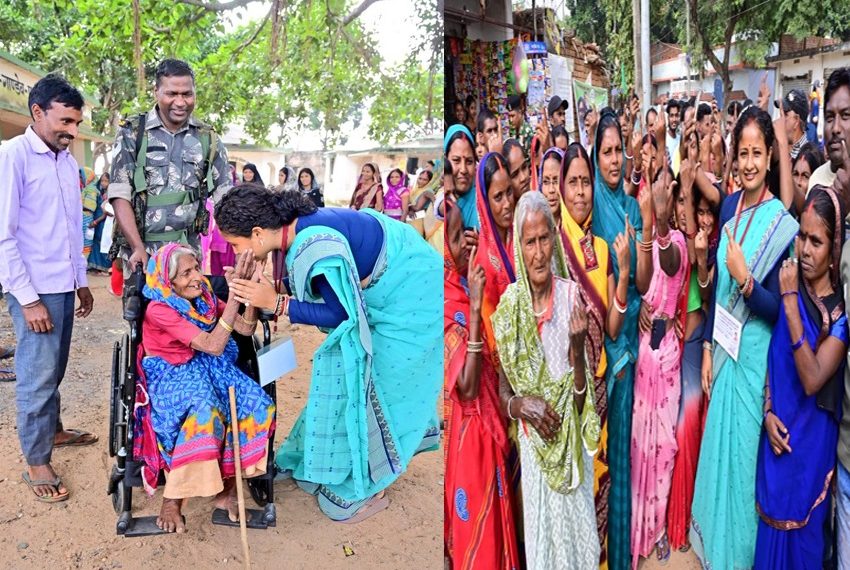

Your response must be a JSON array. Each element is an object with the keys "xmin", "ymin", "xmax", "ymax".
[
  {"xmin": 797, "ymin": 203, "xmax": 832, "ymax": 284},
  {"xmin": 551, "ymin": 107, "xmax": 565, "ymax": 127},
  {"xmin": 155, "ymin": 75, "xmax": 195, "ymax": 130},
  {"xmin": 598, "ymin": 126, "xmax": 623, "ymax": 189},
  {"xmin": 668, "ymin": 106, "xmax": 681, "ymax": 132},
  {"xmin": 300, "ymin": 171, "xmax": 312, "ymax": 187},
  {"xmin": 825, "ymin": 85, "xmax": 850, "ymax": 168},
  {"xmin": 697, "ymin": 197, "xmax": 715, "ymax": 234},
  {"xmin": 220, "ymin": 228, "xmax": 274, "ymax": 261},
  {"xmin": 540, "ymin": 155, "xmax": 561, "ymax": 216},
  {"xmin": 563, "ymin": 156, "xmax": 593, "ymax": 226},
  {"xmin": 31, "ymin": 102, "xmax": 83, "ymax": 152},
  {"xmin": 507, "ymin": 145, "xmax": 530, "ymax": 199},
  {"xmin": 389, "ymin": 171, "xmax": 402, "ymax": 186},
  {"xmin": 447, "ymin": 138, "xmax": 475, "ymax": 195},
  {"xmin": 792, "ymin": 157, "xmax": 813, "ymax": 199},
  {"xmin": 171, "ymin": 254, "xmax": 204, "ymax": 300},
  {"xmin": 488, "ymin": 167, "xmax": 515, "ymax": 234},
  {"xmin": 736, "ymin": 122, "xmax": 771, "ymax": 193},
  {"xmin": 554, "ymin": 134, "xmax": 568, "ymax": 151},
  {"xmin": 508, "ymin": 107, "xmax": 523, "ymax": 130},
  {"xmin": 242, "ymin": 168, "xmax": 255, "ymax": 182},
  {"xmin": 454, "ymin": 102, "xmax": 466, "ymax": 123},
  {"xmin": 446, "ymin": 206, "xmax": 468, "ymax": 275},
  {"xmin": 520, "ymin": 210, "xmax": 554, "ymax": 290},
  {"xmin": 417, "ymin": 171, "xmax": 430, "ymax": 187}
]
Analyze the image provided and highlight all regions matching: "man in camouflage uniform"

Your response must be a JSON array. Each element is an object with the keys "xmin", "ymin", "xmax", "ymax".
[{"xmin": 109, "ymin": 59, "xmax": 231, "ymax": 275}]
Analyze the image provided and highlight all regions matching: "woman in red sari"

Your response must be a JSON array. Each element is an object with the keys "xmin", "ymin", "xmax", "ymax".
[{"xmin": 444, "ymin": 196, "xmax": 519, "ymax": 569}]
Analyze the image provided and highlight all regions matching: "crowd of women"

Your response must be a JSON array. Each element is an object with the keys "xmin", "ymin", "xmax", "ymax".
[{"xmin": 444, "ymin": 66, "xmax": 850, "ymax": 569}]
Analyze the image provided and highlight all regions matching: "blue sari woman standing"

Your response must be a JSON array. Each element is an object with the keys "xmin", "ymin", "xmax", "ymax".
[
  {"xmin": 215, "ymin": 186, "xmax": 441, "ymax": 523},
  {"xmin": 754, "ymin": 186, "xmax": 848, "ymax": 569},
  {"xmin": 690, "ymin": 107, "xmax": 799, "ymax": 568},
  {"xmin": 590, "ymin": 110, "xmax": 652, "ymax": 570}
]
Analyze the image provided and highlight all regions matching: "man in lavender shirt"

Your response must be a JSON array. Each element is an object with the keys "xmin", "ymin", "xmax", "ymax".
[{"xmin": 0, "ymin": 74, "xmax": 96, "ymax": 502}]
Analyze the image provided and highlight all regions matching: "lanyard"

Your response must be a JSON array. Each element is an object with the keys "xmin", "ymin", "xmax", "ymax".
[{"xmin": 731, "ymin": 185, "xmax": 768, "ymax": 246}]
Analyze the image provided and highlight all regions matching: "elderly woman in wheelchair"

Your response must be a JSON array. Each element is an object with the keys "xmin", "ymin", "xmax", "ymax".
[{"xmin": 133, "ymin": 243, "xmax": 275, "ymax": 533}]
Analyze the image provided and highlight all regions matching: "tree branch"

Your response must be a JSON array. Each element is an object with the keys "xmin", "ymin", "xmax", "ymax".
[
  {"xmin": 342, "ymin": 0, "xmax": 383, "ymax": 26},
  {"xmin": 172, "ymin": 0, "xmax": 255, "ymax": 11}
]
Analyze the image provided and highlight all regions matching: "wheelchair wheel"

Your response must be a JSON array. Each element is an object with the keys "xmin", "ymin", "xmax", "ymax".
[
  {"xmin": 108, "ymin": 334, "xmax": 129, "ymax": 458},
  {"xmin": 111, "ymin": 478, "xmax": 126, "ymax": 515}
]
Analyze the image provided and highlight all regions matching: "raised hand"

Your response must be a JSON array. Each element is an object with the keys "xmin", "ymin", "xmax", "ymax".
[
  {"xmin": 779, "ymin": 253, "xmax": 799, "ymax": 295},
  {"xmin": 695, "ymin": 228, "xmax": 708, "ymax": 258},
  {"xmin": 758, "ymin": 73, "xmax": 771, "ymax": 111},
  {"xmin": 638, "ymin": 174, "xmax": 654, "ymax": 225},
  {"xmin": 467, "ymin": 245, "xmax": 486, "ymax": 314},
  {"xmin": 724, "ymin": 225, "xmax": 749, "ymax": 286},
  {"xmin": 569, "ymin": 295, "xmax": 588, "ymax": 346},
  {"xmin": 488, "ymin": 120, "xmax": 504, "ymax": 155}
]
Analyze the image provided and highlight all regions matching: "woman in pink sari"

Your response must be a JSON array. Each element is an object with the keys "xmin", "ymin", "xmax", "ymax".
[{"xmin": 630, "ymin": 165, "xmax": 688, "ymax": 567}]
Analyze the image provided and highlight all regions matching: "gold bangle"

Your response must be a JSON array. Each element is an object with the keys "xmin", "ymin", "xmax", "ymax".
[
  {"xmin": 218, "ymin": 319, "xmax": 234, "ymax": 333},
  {"xmin": 240, "ymin": 314, "xmax": 258, "ymax": 326}
]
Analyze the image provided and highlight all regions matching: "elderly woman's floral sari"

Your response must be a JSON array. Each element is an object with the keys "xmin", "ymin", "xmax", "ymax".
[{"xmin": 134, "ymin": 244, "xmax": 275, "ymax": 496}]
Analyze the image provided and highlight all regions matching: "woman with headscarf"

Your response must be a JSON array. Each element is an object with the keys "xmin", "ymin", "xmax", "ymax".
[
  {"xmin": 690, "ymin": 107, "xmax": 798, "ymax": 569},
  {"xmin": 214, "ymin": 186, "xmax": 441, "ymax": 523},
  {"xmin": 492, "ymin": 191, "xmax": 600, "ymax": 569},
  {"xmin": 754, "ymin": 186, "xmax": 847, "ymax": 569},
  {"xmin": 87, "ymin": 172, "xmax": 112, "ymax": 273},
  {"xmin": 297, "ymin": 168, "xmax": 324, "ymax": 208},
  {"xmin": 133, "ymin": 245, "xmax": 275, "ymax": 533},
  {"xmin": 444, "ymin": 198, "xmax": 519, "ymax": 569},
  {"xmin": 241, "ymin": 163, "xmax": 264, "ymax": 187},
  {"xmin": 558, "ymin": 142, "xmax": 632, "ymax": 568},
  {"xmin": 275, "ymin": 166, "xmax": 298, "ymax": 193},
  {"xmin": 349, "ymin": 163, "xmax": 384, "ymax": 212},
  {"xmin": 590, "ymin": 109, "xmax": 653, "ymax": 570},
  {"xmin": 383, "ymin": 168, "xmax": 410, "ymax": 221},
  {"xmin": 444, "ymin": 125, "xmax": 478, "ymax": 230}
]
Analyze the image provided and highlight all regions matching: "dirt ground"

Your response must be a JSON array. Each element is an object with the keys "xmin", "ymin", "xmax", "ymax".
[{"xmin": 0, "ymin": 274, "xmax": 441, "ymax": 570}]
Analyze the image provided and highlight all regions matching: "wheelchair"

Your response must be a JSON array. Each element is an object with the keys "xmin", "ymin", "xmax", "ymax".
[{"xmin": 107, "ymin": 269, "xmax": 278, "ymax": 536}]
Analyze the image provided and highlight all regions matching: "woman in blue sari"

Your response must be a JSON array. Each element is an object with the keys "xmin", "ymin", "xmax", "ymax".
[
  {"xmin": 754, "ymin": 185, "xmax": 848, "ymax": 569},
  {"xmin": 214, "ymin": 186, "xmax": 441, "ymax": 523},
  {"xmin": 690, "ymin": 107, "xmax": 799, "ymax": 568},
  {"xmin": 444, "ymin": 124, "xmax": 478, "ymax": 230},
  {"xmin": 590, "ymin": 109, "xmax": 652, "ymax": 570}
]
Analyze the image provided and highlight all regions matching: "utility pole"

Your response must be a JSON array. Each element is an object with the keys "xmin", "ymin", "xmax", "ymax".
[{"xmin": 640, "ymin": 0, "xmax": 651, "ymax": 117}]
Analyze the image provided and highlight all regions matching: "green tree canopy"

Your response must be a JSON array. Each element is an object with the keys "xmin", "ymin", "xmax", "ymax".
[{"xmin": 0, "ymin": 0, "xmax": 442, "ymax": 165}]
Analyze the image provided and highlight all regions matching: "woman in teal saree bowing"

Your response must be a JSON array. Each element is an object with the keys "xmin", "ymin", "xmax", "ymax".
[
  {"xmin": 214, "ymin": 185, "xmax": 442, "ymax": 523},
  {"xmin": 690, "ymin": 107, "xmax": 798, "ymax": 567}
]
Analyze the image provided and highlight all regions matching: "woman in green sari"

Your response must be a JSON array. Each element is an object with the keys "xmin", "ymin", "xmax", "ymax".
[
  {"xmin": 215, "ymin": 186, "xmax": 442, "ymax": 523},
  {"xmin": 493, "ymin": 191, "xmax": 600, "ymax": 569},
  {"xmin": 689, "ymin": 107, "xmax": 798, "ymax": 567}
]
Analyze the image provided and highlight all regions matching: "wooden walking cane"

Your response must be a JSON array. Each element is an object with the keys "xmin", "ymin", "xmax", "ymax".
[{"xmin": 228, "ymin": 385, "xmax": 251, "ymax": 569}]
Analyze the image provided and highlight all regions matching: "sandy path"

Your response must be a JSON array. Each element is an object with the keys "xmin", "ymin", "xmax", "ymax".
[{"xmin": 0, "ymin": 274, "xmax": 441, "ymax": 569}]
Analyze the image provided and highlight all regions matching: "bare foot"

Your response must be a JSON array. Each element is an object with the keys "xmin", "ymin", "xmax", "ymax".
[
  {"xmin": 27, "ymin": 464, "xmax": 67, "ymax": 499},
  {"xmin": 156, "ymin": 498, "xmax": 185, "ymax": 533},
  {"xmin": 213, "ymin": 478, "xmax": 239, "ymax": 522}
]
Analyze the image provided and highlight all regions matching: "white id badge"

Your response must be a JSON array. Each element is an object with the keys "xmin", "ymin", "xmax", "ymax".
[
  {"xmin": 256, "ymin": 336, "xmax": 297, "ymax": 387},
  {"xmin": 713, "ymin": 304, "xmax": 743, "ymax": 361}
]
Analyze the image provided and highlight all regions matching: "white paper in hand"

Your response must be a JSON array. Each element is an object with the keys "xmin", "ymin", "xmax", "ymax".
[{"xmin": 256, "ymin": 336, "xmax": 297, "ymax": 387}]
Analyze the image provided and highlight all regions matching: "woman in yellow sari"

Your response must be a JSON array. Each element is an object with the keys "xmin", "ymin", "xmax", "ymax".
[{"xmin": 557, "ymin": 143, "xmax": 632, "ymax": 568}]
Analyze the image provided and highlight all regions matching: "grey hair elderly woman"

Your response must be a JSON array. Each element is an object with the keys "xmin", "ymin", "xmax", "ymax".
[{"xmin": 492, "ymin": 191, "xmax": 600, "ymax": 569}]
